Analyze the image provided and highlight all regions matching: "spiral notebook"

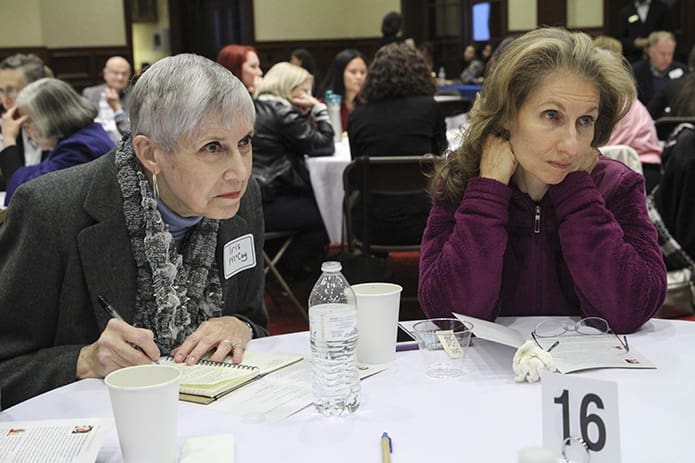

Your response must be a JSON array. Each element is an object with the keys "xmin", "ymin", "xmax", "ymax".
[{"xmin": 159, "ymin": 351, "xmax": 304, "ymax": 404}]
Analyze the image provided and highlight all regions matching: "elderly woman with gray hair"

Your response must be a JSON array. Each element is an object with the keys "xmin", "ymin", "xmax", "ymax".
[
  {"xmin": 1, "ymin": 77, "xmax": 114, "ymax": 205},
  {"xmin": 0, "ymin": 54, "xmax": 268, "ymax": 409}
]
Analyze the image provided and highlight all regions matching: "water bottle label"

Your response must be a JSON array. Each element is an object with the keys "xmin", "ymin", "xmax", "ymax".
[{"xmin": 310, "ymin": 304, "xmax": 357, "ymax": 341}]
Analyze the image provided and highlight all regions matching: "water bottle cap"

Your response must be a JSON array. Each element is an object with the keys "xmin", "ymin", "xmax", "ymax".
[{"xmin": 321, "ymin": 261, "xmax": 342, "ymax": 273}]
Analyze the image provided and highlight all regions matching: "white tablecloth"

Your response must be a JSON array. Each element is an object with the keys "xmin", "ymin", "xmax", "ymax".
[
  {"xmin": 2, "ymin": 317, "xmax": 693, "ymax": 462},
  {"xmin": 306, "ymin": 131, "xmax": 464, "ymax": 244},
  {"xmin": 305, "ymin": 138, "xmax": 352, "ymax": 244}
]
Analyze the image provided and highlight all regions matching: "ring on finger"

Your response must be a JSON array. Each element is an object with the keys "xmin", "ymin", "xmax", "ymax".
[{"xmin": 220, "ymin": 339, "xmax": 235, "ymax": 350}]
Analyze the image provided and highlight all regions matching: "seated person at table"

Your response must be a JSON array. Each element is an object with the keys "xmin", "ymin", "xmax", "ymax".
[
  {"xmin": 652, "ymin": 76, "xmax": 695, "ymax": 263},
  {"xmin": 254, "ymin": 62, "xmax": 333, "ymax": 277},
  {"xmin": 593, "ymin": 35, "xmax": 663, "ymax": 192},
  {"xmin": 631, "ymin": 31, "xmax": 686, "ymax": 108},
  {"xmin": 217, "ymin": 44, "xmax": 264, "ymax": 95},
  {"xmin": 0, "ymin": 53, "xmax": 50, "ymax": 190},
  {"xmin": 81, "ymin": 56, "xmax": 132, "ymax": 144},
  {"xmin": 460, "ymin": 44, "xmax": 485, "ymax": 84},
  {"xmin": 2, "ymin": 78, "xmax": 114, "ymax": 206},
  {"xmin": 648, "ymin": 43, "xmax": 695, "ymax": 119},
  {"xmin": 0, "ymin": 54, "xmax": 268, "ymax": 409},
  {"xmin": 348, "ymin": 42, "xmax": 447, "ymax": 245},
  {"xmin": 418, "ymin": 27, "xmax": 667, "ymax": 334},
  {"xmin": 319, "ymin": 49, "xmax": 368, "ymax": 130}
]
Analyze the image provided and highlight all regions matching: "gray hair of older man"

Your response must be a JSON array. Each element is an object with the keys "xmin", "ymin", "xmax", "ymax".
[
  {"xmin": 129, "ymin": 53, "xmax": 255, "ymax": 152},
  {"xmin": 15, "ymin": 77, "xmax": 97, "ymax": 142},
  {"xmin": 0, "ymin": 53, "xmax": 48, "ymax": 84}
]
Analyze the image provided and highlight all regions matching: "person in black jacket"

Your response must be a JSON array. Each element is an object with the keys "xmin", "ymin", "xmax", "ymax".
[
  {"xmin": 253, "ymin": 62, "xmax": 334, "ymax": 278},
  {"xmin": 614, "ymin": 0, "xmax": 672, "ymax": 63},
  {"xmin": 631, "ymin": 31, "xmax": 687, "ymax": 107},
  {"xmin": 348, "ymin": 43, "xmax": 447, "ymax": 246}
]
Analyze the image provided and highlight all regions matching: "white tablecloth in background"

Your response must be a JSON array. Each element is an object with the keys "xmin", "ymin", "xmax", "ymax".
[
  {"xmin": 2, "ymin": 316, "xmax": 694, "ymax": 462},
  {"xmin": 306, "ymin": 138, "xmax": 351, "ymax": 243},
  {"xmin": 306, "ymin": 131, "xmax": 463, "ymax": 244}
]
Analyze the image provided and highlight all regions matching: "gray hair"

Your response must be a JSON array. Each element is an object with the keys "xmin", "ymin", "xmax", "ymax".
[
  {"xmin": 129, "ymin": 53, "xmax": 255, "ymax": 152},
  {"xmin": 0, "ymin": 53, "xmax": 48, "ymax": 84},
  {"xmin": 15, "ymin": 78, "xmax": 97, "ymax": 142}
]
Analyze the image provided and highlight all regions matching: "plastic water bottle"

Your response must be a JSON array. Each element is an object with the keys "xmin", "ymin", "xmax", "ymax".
[
  {"xmin": 324, "ymin": 90, "xmax": 343, "ymax": 143},
  {"xmin": 437, "ymin": 66, "xmax": 446, "ymax": 82},
  {"xmin": 308, "ymin": 261, "xmax": 360, "ymax": 416}
]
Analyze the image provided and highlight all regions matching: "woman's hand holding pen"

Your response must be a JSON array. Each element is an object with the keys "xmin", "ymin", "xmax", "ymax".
[
  {"xmin": 170, "ymin": 316, "xmax": 253, "ymax": 366},
  {"xmin": 479, "ymin": 134, "xmax": 517, "ymax": 186},
  {"xmin": 75, "ymin": 319, "xmax": 160, "ymax": 379}
]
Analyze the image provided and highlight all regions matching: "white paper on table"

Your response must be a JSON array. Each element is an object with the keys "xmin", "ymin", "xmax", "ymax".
[
  {"xmin": 210, "ymin": 359, "xmax": 386, "ymax": 422},
  {"xmin": 453, "ymin": 313, "xmax": 527, "ymax": 348},
  {"xmin": 0, "ymin": 418, "xmax": 111, "ymax": 463}
]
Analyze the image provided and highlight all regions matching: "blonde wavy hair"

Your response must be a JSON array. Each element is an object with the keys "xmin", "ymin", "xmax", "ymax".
[
  {"xmin": 254, "ymin": 62, "xmax": 311, "ymax": 101},
  {"xmin": 431, "ymin": 27, "xmax": 636, "ymax": 206}
]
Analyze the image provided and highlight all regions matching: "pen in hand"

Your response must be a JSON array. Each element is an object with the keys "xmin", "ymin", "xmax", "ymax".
[
  {"xmin": 381, "ymin": 432, "xmax": 392, "ymax": 463},
  {"xmin": 97, "ymin": 295, "xmax": 159, "ymax": 364}
]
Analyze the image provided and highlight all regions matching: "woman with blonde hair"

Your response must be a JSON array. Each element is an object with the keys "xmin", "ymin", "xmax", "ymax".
[
  {"xmin": 253, "ymin": 62, "xmax": 334, "ymax": 278},
  {"xmin": 419, "ymin": 27, "xmax": 666, "ymax": 334}
]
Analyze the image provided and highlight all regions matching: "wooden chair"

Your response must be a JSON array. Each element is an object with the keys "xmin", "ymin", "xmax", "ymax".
[
  {"xmin": 654, "ymin": 116, "xmax": 695, "ymax": 141},
  {"xmin": 342, "ymin": 155, "xmax": 441, "ymax": 255}
]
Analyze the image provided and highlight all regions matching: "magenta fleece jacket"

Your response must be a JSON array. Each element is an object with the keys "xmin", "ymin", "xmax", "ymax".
[{"xmin": 418, "ymin": 156, "xmax": 667, "ymax": 334}]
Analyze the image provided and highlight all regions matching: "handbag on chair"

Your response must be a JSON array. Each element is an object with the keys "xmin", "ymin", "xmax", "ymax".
[{"xmin": 647, "ymin": 189, "xmax": 695, "ymax": 318}]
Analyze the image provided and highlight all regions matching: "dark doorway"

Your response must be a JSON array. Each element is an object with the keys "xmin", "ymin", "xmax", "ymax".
[{"xmin": 168, "ymin": 0, "xmax": 254, "ymax": 60}]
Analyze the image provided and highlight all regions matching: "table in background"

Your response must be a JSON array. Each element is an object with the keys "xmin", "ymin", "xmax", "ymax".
[
  {"xmin": 306, "ymin": 132, "xmax": 463, "ymax": 244},
  {"xmin": 306, "ymin": 137, "xmax": 352, "ymax": 244},
  {"xmin": 2, "ymin": 317, "xmax": 693, "ymax": 462},
  {"xmin": 437, "ymin": 83, "xmax": 483, "ymax": 101}
]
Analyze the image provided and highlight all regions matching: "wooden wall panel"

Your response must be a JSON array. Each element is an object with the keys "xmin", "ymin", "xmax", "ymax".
[
  {"xmin": 255, "ymin": 38, "xmax": 382, "ymax": 89},
  {"xmin": 0, "ymin": 46, "xmax": 132, "ymax": 93}
]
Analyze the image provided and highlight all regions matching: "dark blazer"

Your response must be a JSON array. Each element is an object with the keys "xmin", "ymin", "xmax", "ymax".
[
  {"xmin": 632, "ymin": 59, "xmax": 687, "ymax": 107},
  {"xmin": 615, "ymin": 0, "xmax": 671, "ymax": 63},
  {"xmin": 0, "ymin": 151, "xmax": 268, "ymax": 409}
]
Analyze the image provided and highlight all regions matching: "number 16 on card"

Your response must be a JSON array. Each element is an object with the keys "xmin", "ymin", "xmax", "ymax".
[{"xmin": 541, "ymin": 372, "xmax": 621, "ymax": 462}]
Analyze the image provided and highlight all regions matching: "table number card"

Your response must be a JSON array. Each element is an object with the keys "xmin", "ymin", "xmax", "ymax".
[{"xmin": 541, "ymin": 372, "xmax": 621, "ymax": 462}]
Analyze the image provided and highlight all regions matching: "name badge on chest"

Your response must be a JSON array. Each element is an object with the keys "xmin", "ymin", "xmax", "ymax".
[{"xmin": 223, "ymin": 234, "xmax": 256, "ymax": 279}]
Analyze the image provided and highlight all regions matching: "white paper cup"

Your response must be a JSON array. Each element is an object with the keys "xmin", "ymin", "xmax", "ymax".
[
  {"xmin": 105, "ymin": 364, "xmax": 181, "ymax": 463},
  {"xmin": 352, "ymin": 282, "xmax": 403, "ymax": 365}
]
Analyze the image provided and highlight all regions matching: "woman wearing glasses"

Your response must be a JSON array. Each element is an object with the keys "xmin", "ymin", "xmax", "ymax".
[{"xmin": 418, "ymin": 27, "xmax": 667, "ymax": 334}]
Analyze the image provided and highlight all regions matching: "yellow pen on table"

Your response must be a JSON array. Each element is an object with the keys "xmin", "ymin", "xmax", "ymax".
[
  {"xmin": 97, "ymin": 295, "xmax": 159, "ymax": 364},
  {"xmin": 381, "ymin": 432, "xmax": 392, "ymax": 463}
]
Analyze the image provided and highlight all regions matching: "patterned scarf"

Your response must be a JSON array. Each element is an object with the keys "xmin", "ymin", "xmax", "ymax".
[{"xmin": 114, "ymin": 135, "xmax": 223, "ymax": 352}]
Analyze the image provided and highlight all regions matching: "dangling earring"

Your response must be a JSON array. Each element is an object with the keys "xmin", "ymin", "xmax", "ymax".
[{"xmin": 152, "ymin": 173, "xmax": 160, "ymax": 201}]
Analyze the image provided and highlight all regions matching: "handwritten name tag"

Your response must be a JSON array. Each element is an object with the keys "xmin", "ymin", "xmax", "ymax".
[
  {"xmin": 669, "ymin": 68, "xmax": 684, "ymax": 80},
  {"xmin": 224, "ymin": 234, "xmax": 256, "ymax": 279},
  {"xmin": 628, "ymin": 14, "xmax": 639, "ymax": 23},
  {"xmin": 436, "ymin": 330, "xmax": 464, "ymax": 359}
]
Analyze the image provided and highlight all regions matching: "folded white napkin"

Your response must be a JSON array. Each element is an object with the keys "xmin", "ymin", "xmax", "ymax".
[
  {"xmin": 512, "ymin": 340, "xmax": 554, "ymax": 383},
  {"xmin": 180, "ymin": 434, "xmax": 235, "ymax": 463}
]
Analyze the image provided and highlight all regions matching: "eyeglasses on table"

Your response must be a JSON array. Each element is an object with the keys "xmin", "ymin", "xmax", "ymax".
[{"xmin": 531, "ymin": 317, "xmax": 629, "ymax": 353}]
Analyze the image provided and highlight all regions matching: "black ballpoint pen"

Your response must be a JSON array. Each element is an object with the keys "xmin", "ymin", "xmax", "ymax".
[{"xmin": 97, "ymin": 295, "xmax": 158, "ymax": 363}]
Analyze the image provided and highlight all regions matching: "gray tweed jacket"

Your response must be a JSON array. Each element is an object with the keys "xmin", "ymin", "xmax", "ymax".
[{"xmin": 0, "ymin": 151, "xmax": 268, "ymax": 409}]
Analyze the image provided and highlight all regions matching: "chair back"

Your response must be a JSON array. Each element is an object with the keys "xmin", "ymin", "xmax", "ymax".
[
  {"xmin": 654, "ymin": 116, "xmax": 695, "ymax": 141},
  {"xmin": 342, "ymin": 155, "xmax": 441, "ymax": 254},
  {"xmin": 435, "ymin": 95, "xmax": 473, "ymax": 118},
  {"xmin": 600, "ymin": 145, "xmax": 643, "ymax": 175}
]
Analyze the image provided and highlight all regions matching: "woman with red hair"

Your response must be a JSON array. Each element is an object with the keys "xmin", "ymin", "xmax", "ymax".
[{"xmin": 216, "ymin": 44, "xmax": 263, "ymax": 94}]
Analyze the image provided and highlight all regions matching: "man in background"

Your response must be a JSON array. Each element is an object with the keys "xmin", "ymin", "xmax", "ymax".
[
  {"xmin": 615, "ymin": 0, "xmax": 672, "ymax": 63},
  {"xmin": 632, "ymin": 31, "xmax": 687, "ymax": 108},
  {"xmin": 0, "ymin": 54, "xmax": 49, "ymax": 190},
  {"xmin": 82, "ymin": 56, "xmax": 132, "ymax": 144}
]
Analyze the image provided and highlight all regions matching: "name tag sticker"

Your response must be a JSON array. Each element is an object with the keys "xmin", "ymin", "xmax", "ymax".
[
  {"xmin": 628, "ymin": 14, "xmax": 639, "ymax": 23},
  {"xmin": 669, "ymin": 68, "xmax": 684, "ymax": 79},
  {"xmin": 224, "ymin": 234, "xmax": 256, "ymax": 279}
]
